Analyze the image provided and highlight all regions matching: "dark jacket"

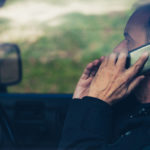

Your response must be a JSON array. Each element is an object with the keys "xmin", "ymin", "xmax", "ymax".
[{"xmin": 58, "ymin": 96, "xmax": 150, "ymax": 150}]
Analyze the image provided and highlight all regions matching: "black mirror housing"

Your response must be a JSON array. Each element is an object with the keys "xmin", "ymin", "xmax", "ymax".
[{"xmin": 0, "ymin": 43, "xmax": 22, "ymax": 86}]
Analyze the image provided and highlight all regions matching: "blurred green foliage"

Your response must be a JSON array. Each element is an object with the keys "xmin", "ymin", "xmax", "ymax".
[
  {"xmin": 7, "ymin": 10, "xmax": 133, "ymax": 93},
  {"xmin": 1, "ymin": 0, "xmax": 135, "ymax": 93}
]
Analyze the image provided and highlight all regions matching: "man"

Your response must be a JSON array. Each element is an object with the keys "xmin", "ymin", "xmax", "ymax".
[{"xmin": 59, "ymin": 4, "xmax": 150, "ymax": 150}]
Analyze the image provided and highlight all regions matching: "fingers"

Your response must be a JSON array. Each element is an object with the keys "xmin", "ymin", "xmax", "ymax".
[
  {"xmin": 125, "ymin": 52, "xmax": 149, "ymax": 80},
  {"xmin": 100, "ymin": 55, "xmax": 109, "ymax": 68},
  {"xmin": 128, "ymin": 75, "xmax": 145, "ymax": 93},
  {"xmin": 116, "ymin": 52, "xmax": 128, "ymax": 70},
  {"xmin": 81, "ymin": 62, "xmax": 95, "ymax": 79},
  {"xmin": 107, "ymin": 53, "xmax": 118, "ymax": 66},
  {"xmin": 90, "ymin": 57, "xmax": 104, "ymax": 77},
  {"xmin": 97, "ymin": 53, "xmax": 125, "ymax": 75},
  {"xmin": 81, "ymin": 57, "xmax": 104, "ymax": 79},
  {"xmin": 99, "ymin": 56, "xmax": 105, "ymax": 62},
  {"xmin": 93, "ymin": 59, "xmax": 101, "ymax": 66},
  {"xmin": 100, "ymin": 52, "xmax": 128, "ymax": 71}
]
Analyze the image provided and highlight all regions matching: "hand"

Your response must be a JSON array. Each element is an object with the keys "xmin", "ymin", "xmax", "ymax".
[
  {"xmin": 88, "ymin": 52, "xmax": 149, "ymax": 105},
  {"xmin": 73, "ymin": 57, "xmax": 104, "ymax": 99}
]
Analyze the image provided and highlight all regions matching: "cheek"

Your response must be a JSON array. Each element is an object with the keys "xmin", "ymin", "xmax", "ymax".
[
  {"xmin": 127, "ymin": 41, "xmax": 135, "ymax": 51},
  {"xmin": 127, "ymin": 40, "xmax": 146, "ymax": 52},
  {"xmin": 113, "ymin": 40, "xmax": 128, "ymax": 53},
  {"xmin": 128, "ymin": 30, "xmax": 147, "ymax": 51}
]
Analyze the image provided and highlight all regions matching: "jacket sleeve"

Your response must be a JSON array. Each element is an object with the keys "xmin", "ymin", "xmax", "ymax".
[{"xmin": 58, "ymin": 96, "xmax": 113, "ymax": 150}]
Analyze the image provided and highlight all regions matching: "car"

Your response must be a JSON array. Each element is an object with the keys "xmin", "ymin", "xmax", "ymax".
[
  {"xmin": 0, "ymin": 43, "xmax": 72, "ymax": 149},
  {"xmin": 0, "ymin": 0, "xmax": 139, "ymax": 149}
]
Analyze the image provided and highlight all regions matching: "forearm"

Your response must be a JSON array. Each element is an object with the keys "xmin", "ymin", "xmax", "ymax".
[{"xmin": 58, "ymin": 97, "xmax": 113, "ymax": 150}]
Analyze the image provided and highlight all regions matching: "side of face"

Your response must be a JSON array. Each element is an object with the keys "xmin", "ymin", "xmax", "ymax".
[
  {"xmin": 112, "ymin": 8, "xmax": 150, "ymax": 100},
  {"xmin": 113, "ymin": 10, "xmax": 149, "ymax": 53}
]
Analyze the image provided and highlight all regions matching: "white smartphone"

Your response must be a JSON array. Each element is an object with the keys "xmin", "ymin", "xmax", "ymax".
[{"xmin": 127, "ymin": 43, "xmax": 150, "ymax": 74}]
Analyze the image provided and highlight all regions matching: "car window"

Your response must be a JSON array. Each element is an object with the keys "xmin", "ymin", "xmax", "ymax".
[{"xmin": 0, "ymin": 0, "xmax": 139, "ymax": 93}]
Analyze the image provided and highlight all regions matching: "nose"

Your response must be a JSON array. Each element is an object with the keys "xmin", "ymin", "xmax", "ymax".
[{"xmin": 113, "ymin": 40, "xmax": 128, "ymax": 53}]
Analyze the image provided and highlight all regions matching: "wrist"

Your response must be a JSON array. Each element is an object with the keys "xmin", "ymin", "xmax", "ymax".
[{"xmin": 87, "ymin": 93, "xmax": 113, "ymax": 105}]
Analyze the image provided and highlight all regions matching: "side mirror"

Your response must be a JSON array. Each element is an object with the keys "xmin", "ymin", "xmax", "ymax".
[{"xmin": 0, "ymin": 43, "xmax": 22, "ymax": 87}]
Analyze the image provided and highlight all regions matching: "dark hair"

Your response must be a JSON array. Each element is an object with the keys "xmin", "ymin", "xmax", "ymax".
[
  {"xmin": 135, "ymin": 4, "xmax": 150, "ymax": 42},
  {"xmin": 145, "ymin": 17, "xmax": 150, "ymax": 42}
]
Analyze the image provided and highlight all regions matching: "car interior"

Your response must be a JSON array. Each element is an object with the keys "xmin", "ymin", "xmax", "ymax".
[
  {"xmin": 0, "ymin": 0, "xmax": 142, "ymax": 149},
  {"xmin": 0, "ymin": 43, "xmax": 72, "ymax": 149}
]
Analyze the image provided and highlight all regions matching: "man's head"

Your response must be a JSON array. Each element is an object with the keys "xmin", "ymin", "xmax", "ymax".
[
  {"xmin": 113, "ymin": 4, "xmax": 150, "ymax": 103},
  {"xmin": 114, "ymin": 4, "xmax": 150, "ymax": 53}
]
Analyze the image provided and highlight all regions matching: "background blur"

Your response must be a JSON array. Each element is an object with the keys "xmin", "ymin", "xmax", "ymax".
[{"xmin": 0, "ymin": 0, "xmax": 140, "ymax": 93}]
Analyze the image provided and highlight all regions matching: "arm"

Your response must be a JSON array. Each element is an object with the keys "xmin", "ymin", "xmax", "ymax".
[
  {"xmin": 59, "ymin": 52, "xmax": 149, "ymax": 150},
  {"xmin": 58, "ymin": 97, "xmax": 112, "ymax": 150}
]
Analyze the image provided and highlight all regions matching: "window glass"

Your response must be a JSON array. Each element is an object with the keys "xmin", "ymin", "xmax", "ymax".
[{"xmin": 0, "ymin": 0, "xmax": 138, "ymax": 93}]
